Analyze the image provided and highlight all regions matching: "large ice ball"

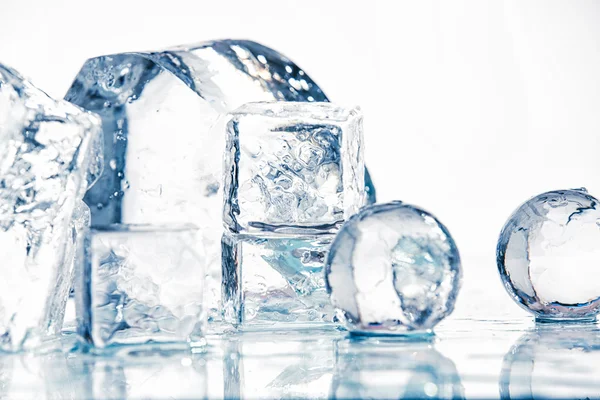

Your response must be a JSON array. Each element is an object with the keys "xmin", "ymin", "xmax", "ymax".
[
  {"xmin": 497, "ymin": 188, "xmax": 600, "ymax": 321},
  {"xmin": 325, "ymin": 201, "xmax": 462, "ymax": 335}
]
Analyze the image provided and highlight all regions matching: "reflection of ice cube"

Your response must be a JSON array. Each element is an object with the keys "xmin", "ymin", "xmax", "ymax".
[
  {"xmin": 222, "ymin": 233, "xmax": 336, "ymax": 328},
  {"xmin": 76, "ymin": 225, "xmax": 206, "ymax": 349},
  {"xmin": 224, "ymin": 102, "xmax": 365, "ymax": 234},
  {"xmin": 65, "ymin": 40, "xmax": 376, "ymax": 323},
  {"xmin": 0, "ymin": 64, "xmax": 101, "ymax": 351}
]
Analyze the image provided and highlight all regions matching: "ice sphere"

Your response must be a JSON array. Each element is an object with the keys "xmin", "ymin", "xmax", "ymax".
[
  {"xmin": 64, "ymin": 40, "xmax": 376, "ymax": 321},
  {"xmin": 497, "ymin": 188, "xmax": 600, "ymax": 321},
  {"xmin": 0, "ymin": 64, "xmax": 101, "ymax": 351},
  {"xmin": 224, "ymin": 102, "xmax": 364, "ymax": 234},
  {"xmin": 325, "ymin": 201, "xmax": 462, "ymax": 334},
  {"xmin": 222, "ymin": 232, "xmax": 336, "ymax": 328},
  {"xmin": 76, "ymin": 225, "xmax": 206, "ymax": 349}
]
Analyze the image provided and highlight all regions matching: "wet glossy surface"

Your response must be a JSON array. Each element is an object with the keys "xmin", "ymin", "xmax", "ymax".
[{"xmin": 2, "ymin": 318, "xmax": 599, "ymax": 399}]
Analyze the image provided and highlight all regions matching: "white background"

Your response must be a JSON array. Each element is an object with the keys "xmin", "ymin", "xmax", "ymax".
[{"xmin": 2, "ymin": 0, "xmax": 599, "ymax": 320}]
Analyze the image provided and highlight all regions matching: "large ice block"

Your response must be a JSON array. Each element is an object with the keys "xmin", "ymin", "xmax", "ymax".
[
  {"xmin": 0, "ymin": 64, "xmax": 101, "ymax": 351},
  {"xmin": 76, "ymin": 225, "xmax": 206, "ymax": 349},
  {"xmin": 224, "ymin": 102, "xmax": 365, "ymax": 234},
  {"xmin": 64, "ymin": 40, "xmax": 376, "ymax": 320},
  {"xmin": 222, "ymin": 232, "xmax": 335, "ymax": 328}
]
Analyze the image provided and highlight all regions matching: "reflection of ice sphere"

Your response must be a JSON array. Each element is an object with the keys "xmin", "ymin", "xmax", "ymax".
[
  {"xmin": 497, "ymin": 189, "xmax": 600, "ymax": 321},
  {"xmin": 500, "ymin": 324, "xmax": 600, "ymax": 399},
  {"xmin": 325, "ymin": 201, "xmax": 462, "ymax": 334},
  {"xmin": 331, "ymin": 339, "xmax": 464, "ymax": 399}
]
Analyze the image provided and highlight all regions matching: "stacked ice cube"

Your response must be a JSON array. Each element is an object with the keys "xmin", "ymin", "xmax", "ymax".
[
  {"xmin": 62, "ymin": 40, "xmax": 373, "ymax": 345},
  {"xmin": 0, "ymin": 39, "xmax": 374, "ymax": 351},
  {"xmin": 221, "ymin": 102, "xmax": 365, "ymax": 328}
]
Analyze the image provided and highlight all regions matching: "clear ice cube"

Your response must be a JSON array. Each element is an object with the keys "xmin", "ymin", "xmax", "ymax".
[
  {"xmin": 64, "ymin": 40, "xmax": 376, "ymax": 321},
  {"xmin": 224, "ymin": 102, "xmax": 364, "ymax": 234},
  {"xmin": 76, "ymin": 225, "xmax": 206, "ymax": 349},
  {"xmin": 497, "ymin": 188, "xmax": 600, "ymax": 321},
  {"xmin": 0, "ymin": 64, "xmax": 101, "ymax": 351},
  {"xmin": 325, "ymin": 201, "xmax": 462, "ymax": 334},
  {"xmin": 222, "ymin": 233, "xmax": 336, "ymax": 328}
]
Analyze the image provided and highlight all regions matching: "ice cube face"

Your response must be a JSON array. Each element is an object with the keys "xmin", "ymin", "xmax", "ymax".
[
  {"xmin": 64, "ymin": 40, "xmax": 349, "ymax": 322},
  {"xmin": 0, "ymin": 64, "xmax": 101, "ymax": 351},
  {"xmin": 497, "ymin": 188, "xmax": 600, "ymax": 321},
  {"xmin": 76, "ymin": 225, "xmax": 206, "ymax": 349},
  {"xmin": 224, "ymin": 102, "xmax": 364, "ymax": 234},
  {"xmin": 222, "ymin": 233, "xmax": 336, "ymax": 327},
  {"xmin": 325, "ymin": 201, "xmax": 462, "ymax": 334}
]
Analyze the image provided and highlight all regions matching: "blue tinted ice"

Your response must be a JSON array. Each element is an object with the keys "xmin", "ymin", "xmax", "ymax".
[
  {"xmin": 224, "ymin": 102, "xmax": 364, "ymax": 234},
  {"xmin": 0, "ymin": 64, "xmax": 101, "ymax": 351},
  {"xmin": 497, "ymin": 188, "xmax": 600, "ymax": 321},
  {"xmin": 65, "ymin": 40, "xmax": 375, "ymax": 320},
  {"xmin": 76, "ymin": 225, "xmax": 206, "ymax": 349},
  {"xmin": 325, "ymin": 201, "xmax": 462, "ymax": 334},
  {"xmin": 222, "ymin": 233, "xmax": 335, "ymax": 327}
]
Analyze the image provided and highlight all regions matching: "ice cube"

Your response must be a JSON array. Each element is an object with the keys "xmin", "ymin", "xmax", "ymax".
[
  {"xmin": 76, "ymin": 224, "xmax": 206, "ymax": 349},
  {"xmin": 64, "ymin": 40, "xmax": 376, "ymax": 322},
  {"xmin": 224, "ymin": 102, "xmax": 364, "ymax": 234},
  {"xmin": 222, "ymin": 232, "xmax": 336, "ymax": 328},
  {"xmin": 497, "ymin": 188, "xmax": 600, "ymax": 321},
  {"xmin": 325, "ymin": 201, "xmax": 462, "ymax": 334},
  {"xmin": 0, "ymin": 64, "xmax": 101, "ymax": 351}
]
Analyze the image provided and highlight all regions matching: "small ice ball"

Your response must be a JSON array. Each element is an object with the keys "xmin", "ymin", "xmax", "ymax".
[
  {"xmin": 325, "ymin": 201, "xmax": 462, "ymax": 335},
  {"xmin": 497, "ymin": 188, "xmax": 600, "ymax": 321}
]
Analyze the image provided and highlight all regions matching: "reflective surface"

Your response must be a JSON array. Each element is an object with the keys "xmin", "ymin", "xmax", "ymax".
[{"xmin": 3, "ymin": 318, "xmax": 598, "ymax": 398}]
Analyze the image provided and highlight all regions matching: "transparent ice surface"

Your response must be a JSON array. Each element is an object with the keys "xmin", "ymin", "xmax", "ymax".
[
  {"xmin": 65, "ymin": 40, "xmax": 376, "ymax": 322},
  {"xmin": 222, "ymin": 233, "xmax": 336, "ymax": 328},
  {"xmin": 224, "ymin": 102, "xmax": 364, "ymax": 234},
  {"xmin": 497, "ymin": 188, "xmax": 600, "ymax": 321},
  {"xmin": 0, "ymin": 64, "xmax": 101, "ymax": 351},
  {"xmin": 325, "ymin": 201, "xmax": 462, "ymax": 334},
  {"xmin": 76, "ymin": 225, "xmax": 206, "ymax": 349}
]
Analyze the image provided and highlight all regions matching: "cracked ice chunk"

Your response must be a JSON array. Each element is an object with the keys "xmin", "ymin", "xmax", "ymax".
[
  {"xmin": 224, "ymin": 102, "xmax": 364, "ymax": 234},
  {"xmin": 325, "ymin": 201, "xmax": 462, "ymax": 334},
  {"xmin": 76, "ymin": 225, "xmax": 206, "ymax": 349},
  {"xmin": 497, "ymin": 188, "xmax": 600, "ymax": 321},
  {"xmin": 0, "ymin": 64, "xmax": 101, "ymax": 351},
  {"xmin": 222, "ymin": 232, "xmax": 335, "ymax": 327}
]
